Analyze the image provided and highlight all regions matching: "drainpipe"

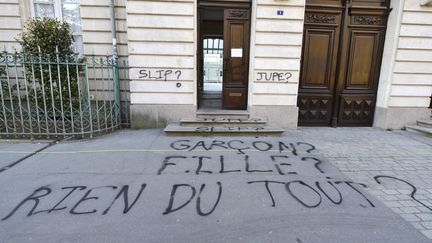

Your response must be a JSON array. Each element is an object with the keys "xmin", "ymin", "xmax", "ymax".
[
  {"xmin": 109, "ymin": 0, "xmax": 118, "ymax": 60},
  {"xmin": 109, "ymin": 0, "xmax": 121, "ymax": 124}
]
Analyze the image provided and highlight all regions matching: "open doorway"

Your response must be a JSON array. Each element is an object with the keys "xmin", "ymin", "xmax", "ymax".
[
  {"xmin": 197, "ymin": 3, "xmax": 251, "ymax": 111},
  {"xmin": 199, "ymin": 8, "xmax": 224, "ymax": 110},
  {"xmin": 198, "ymin": 9, "xmax": 223, "ymax": 110}
]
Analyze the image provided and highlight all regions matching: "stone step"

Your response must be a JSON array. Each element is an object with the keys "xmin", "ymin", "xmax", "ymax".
[
  {"xmin": 199, "ymin": 100, "xmax": 222, "ymax": 109},
  {"xmin": 180, "ymin": 117, "xmax": 267, "ymax": 127},
  {"xmin": 196, "ymin": 110, "xmax": 249, "ymax": 119},
  {"xmin": 201, "ymin": 94, "xmax": 222, "ymax": 100},
  {"xmin": 164, "ymin": 124, "xmax": 284, "ymax": 136},
  {"xmin": 405, "ymin": 124, "xmax": 432, "ymax": 137},
  {"xmin": 417, "ymin": 119, "xmax": 432, "ymax": 128}
]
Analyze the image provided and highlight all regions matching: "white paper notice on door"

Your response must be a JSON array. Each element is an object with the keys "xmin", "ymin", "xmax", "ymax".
[{"xmin": 231, "ymin": 48, "xmax": 243, "ymax": 58}]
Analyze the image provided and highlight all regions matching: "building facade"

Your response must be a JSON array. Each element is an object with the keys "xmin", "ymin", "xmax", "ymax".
[{"xmin": 1, "ymin": 0, "xmax": 431, "ymax": 129}]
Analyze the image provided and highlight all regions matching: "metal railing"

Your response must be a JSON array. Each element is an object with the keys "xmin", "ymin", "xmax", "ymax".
[{"xmin": 0, "ymin": 50, "xmax": 130, "ymax": 139}]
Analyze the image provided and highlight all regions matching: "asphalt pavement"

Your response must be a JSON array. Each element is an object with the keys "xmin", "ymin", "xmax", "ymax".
[{"xmin": 0, "ymin": 129, "xmax": 429, "ymax": 243}]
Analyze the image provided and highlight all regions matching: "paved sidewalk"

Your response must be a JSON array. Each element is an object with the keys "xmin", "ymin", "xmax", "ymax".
[
  {"xmin": 296, "ymin": 127, "xmax": 432, "ymax": 239},
  {"xmin": 0, "ymin": 128, "xmax": 430, "ymax": 242}
]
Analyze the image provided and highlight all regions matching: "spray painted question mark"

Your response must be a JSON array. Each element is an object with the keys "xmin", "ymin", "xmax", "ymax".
[
  {"xmin": 284, "ymin": 72, "xmax": 292, "ymax": 81},
  {"xmin": 175, "ymin": 70, "xmax": 182, "ymax": 79}
]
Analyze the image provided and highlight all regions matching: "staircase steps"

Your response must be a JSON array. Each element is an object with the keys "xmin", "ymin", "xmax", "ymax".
[
  {"xmin": 164, "ymin": 112, "xmax": 284, "ymax": 136},
  {"xmin": 196, "ymin": 110, "xmax": 250, "ymax": 119},
  {"xmin": 417, "ymin": 119, "xmax": 432, "ymax": 128},
  {"xmin": 164, "ymin": 124, "xmax": 284, "ymax": 136},
  {"xmin": 180, "ymin": 117, "xmax": 267, "ymax": 127},
  {"xmin": 405, "ymin": 124, "xmax": 432, "ymax": 137}
]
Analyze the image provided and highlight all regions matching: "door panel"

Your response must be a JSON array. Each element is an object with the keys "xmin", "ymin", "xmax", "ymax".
[
  {"xmin": 302, "ymin": 29, "xmax": 335, "ymax": 88},
  {"xmin": 223, "ymin": 9, "xmax": 250, "ymax": 110},
  {"xmin": 298, "ymin": 2, "xmax": 343, "ymax": 126},
  {"xmin": 337, "ymin": 4, "xmax": 389, "ymax": 126},
  {"xmin": 299, "ymin": 0, "xmax": 390, "ymax": 126}
]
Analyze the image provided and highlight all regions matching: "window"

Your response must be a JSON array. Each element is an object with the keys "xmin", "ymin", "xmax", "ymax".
[{"xmin": 31, "ymin": 0, "xmax": 83, "ymax": 54}]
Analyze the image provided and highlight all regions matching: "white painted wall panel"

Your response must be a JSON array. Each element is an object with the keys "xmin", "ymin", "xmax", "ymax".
[
  {"xmin": 255, "ymin": 32, "xmax": 303, "ymax": 45},
  {"xmin": 81, "ymin": 6, "xmax": 126, "ymax": 20},
  {"xmin": 254, "ymin": 58, "xmax": 300, "ymax": 70},
  {"xmin": 404, "ymin": 0, "xmax": 432, "ymax": 11},
  {"xmin": 131, "ymin": 93, "xmax": 194, "ymax": 105},
  {"xmin": 127, "ymin": 1, "xmax": 194, "ymax": 15},
  {"xmin": 393, "ymin": 73, "xmax": 432, "ymax": 85},
  {"xmin": 394, "ymin": 62, "xmax": 432, "ymax": 74},
  {"xmin": 127, "ymin": 29, "xmax": 194, "ymax": 42},
  {"xmin": 255, "ymin": 45, "xmax": 301, "ymax": 58},
  {"xmin": 389, "ymin": 97, "xmax": 431, "ymax": 107},
  {"xmin": 252, "ymin": 94, "xmax": 297, "ymax": 106},
  {"xmin": 250, "ymin": 0, "xmax": 305, "ymax": 107},
  {"xmin": 81, "ymin": 2, "xmax": 129, "ymax": 58},
  {"xmin": 0, "ymin": 1, "xmax": 22, "ymax": 49},
  {"xmin": 386, "ymin": 2, "xmax": 432, "ymax": 108},
  {"xmin": 0, "ymin": 29, "xmax": 21, "ymax": 41},
  {"xmin": 255, "ymin": 19, "xmax": 303, "ymax": 33},
  {"xmin": 129, "ymin": 42, "xmax": 194, "ymax": 56},
  {"xmin": 396, "ymin": 49, "xmax": 432, "ymax": 61},
  {"xmin": 131, "ymin": 81, "xmax": 194, "ymax": 93},
  {"xmin": 257, "ymin": 0, "xmax": 305, "ymax": 6},
  {"xmin": 127, "ymin": 0, "xmax": 196, "ymax": 105},
  {"xmin": 253, "ymin": 83, "xmax": 299, "ymax": 94},
  {"xmin": 402, "ymin": 12, "xmax": 432, "ymax": 25},
  {"xmin": 0, "ymin": 4, "xmax": 19, "ymax": 16},
  {"xmin": 129, "ymin": 68, "xmax": 195, "ymax": 81},
  {"xmin": 129, "ymin": 55, "xmax": 194, "ymax": 69},
  {"xmin": 254, "ymin": 71, "xmax": 300, "ymax": 83},
  {"xmin": 256, "ymin": 6, "xmax": 304, "ymax": 20},
  {"xmin": 398, "ymin": 37, "xmax": 432, "ymax": 49},
  {"xmin": 126, "ymin": 15, "xmax": 194, "ymax": 29},
  {"xmin": 400, "ymin": 24, "xmax": 432, "ymax": 37},
  {"xmin": 82, "ymin": 19, "xmax": 128, "ymax": 32},
  {"xmin": 391, "ymin": 85, "xmax": 432, "ymax": 96}
]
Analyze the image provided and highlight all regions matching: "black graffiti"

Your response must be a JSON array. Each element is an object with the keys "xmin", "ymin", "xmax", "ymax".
[
  {"xmin": 157, "ymin": 154, "xmax": 320, "ymax": 175},
  {"xmin": 248, "ymin": 179, "xmax": 374, "ymax": 209},
  {"xmin": 195, "ymin": 126, "xmax": 265, "ymax": 132},
  {"xmin": 1, "ymin": 187, "xmax": 52, "ymax": 220},
  {"xmin": 69, "ymin": 187, "xmax": 115, "ymax": 215},
  {"xmin": 316, "ymin": 181, "xmax": 342, "ymax": 205},
  {"xmin": 138, "ymin": 69, "xmax": 182, "ymax": 81},
  {"xmin": 163, "ymin": 182, "xmax": 223, "ymax": 216},
  {"xmin": 374, "ymin": 175, "xmax": 432, "ymax": 211},
  {"xmin": 257, "ymin": 72, "xmax": 292, "ymax": 82},
  {"xmin": 102, "ymin": 184, "xmax": 147, "ymax": 215},
  {"xmin": 2, "ymin": 184, "xmax": 147, "ymax": 220},
  {"xmin": 169, "ymin": 139, "xmax": 313, "ymax": 155},
  {"xmin": 286, "ymin": 180, "xmax": 322, "ymax": 208},
  {"xmin": 301, "ymin": 157, "xmax": 324, "ymax": 174},
  {"xmin": 196, "ymin": 118, "xmax": 263, "ymax": 122},
  {"xmin": 270, "ymin": 155, "xmax": 297, "ymax": 175}
]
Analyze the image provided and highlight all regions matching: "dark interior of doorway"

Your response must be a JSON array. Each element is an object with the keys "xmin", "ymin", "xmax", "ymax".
[{"xmin": 199, "ymin": 8, "xmax": 224, "ymax": 110}]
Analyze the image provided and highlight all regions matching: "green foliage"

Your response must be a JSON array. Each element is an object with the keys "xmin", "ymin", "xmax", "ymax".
[
  {"xmin": 19, "ymin": 17, "xmax": 74, "ymax": 58},
  {"xmin": 17, "ymin": 17, "xmax": 81, "ymax": 114}
]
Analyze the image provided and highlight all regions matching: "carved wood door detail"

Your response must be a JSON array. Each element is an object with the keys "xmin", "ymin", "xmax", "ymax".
[{"xmin": 298, "ymin": 0, "xmax": 390, "ymax": 126}]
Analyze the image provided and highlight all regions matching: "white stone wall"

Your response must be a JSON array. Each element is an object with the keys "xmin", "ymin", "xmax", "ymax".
[
  {"xmin": 377, "ymin": 0, "xmax": 432, "ymax": 109},
  {"xmin": 80, "ymin": 0, "xmax": 129, "ymax": 59},
  {"xmin": 249, "ymin": 0, "xmax": 304, "ymax": 107},
  {"xmin": 126, "ymin": 0, "xmax": 196, "ymax": 106},
  {"xmin": 0, "ymin": 0, "xmax": 28, "ymax": 52}
]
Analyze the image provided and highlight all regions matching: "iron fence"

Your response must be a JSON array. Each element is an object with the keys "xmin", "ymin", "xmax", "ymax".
[{"xmin": 0, "ymin": 49, "xmax": 130, "ymax": 139}]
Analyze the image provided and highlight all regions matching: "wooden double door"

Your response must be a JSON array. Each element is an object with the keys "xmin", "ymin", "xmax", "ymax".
[
  {"xmin": 198, "ymin": 0, "xmax": 251, "ymax": 110},
  {"xmin": 298, "ymin": 0, "xmax": 391, "ymax": 126}
]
